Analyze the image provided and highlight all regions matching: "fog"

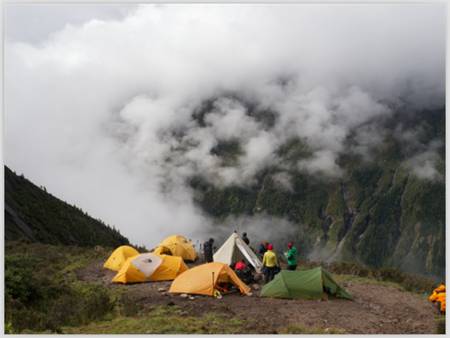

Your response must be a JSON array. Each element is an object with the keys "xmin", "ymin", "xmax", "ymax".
[{"xmin": 5, "ymin": 4, "xmax": 445, "ymax": 247}]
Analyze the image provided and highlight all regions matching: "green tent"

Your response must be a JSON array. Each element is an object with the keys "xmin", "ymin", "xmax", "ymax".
[{"xmin": 260, "ymin": 267, "xmax": 352, "ymax": 300}]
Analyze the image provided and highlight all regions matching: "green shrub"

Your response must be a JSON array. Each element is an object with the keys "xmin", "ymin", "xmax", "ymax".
[
  {"xmin": 305, "ymin": 260, "xmax": 436, "ymax": 294},
  {"xmin": 5, "ymin": 243, "xmax": 116, "ymax": 333},
  {"xmin": 436, "ymin": 317, "xmax": 445, "ymax": 334}
]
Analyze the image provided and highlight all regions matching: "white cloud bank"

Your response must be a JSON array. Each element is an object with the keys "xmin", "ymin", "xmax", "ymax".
[{"xmin": 5, "ymin": 4, "xmax": 445, "ymax": 246}]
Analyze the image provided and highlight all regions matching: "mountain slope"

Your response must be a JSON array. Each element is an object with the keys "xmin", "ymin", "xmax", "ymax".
[
  {"xmin": 188, "ymin": 106, "xmax": 445, "ymax": 279},
  {"xmin": 5, "ymin": 166, "xmax": 129, "ymax": 247}
]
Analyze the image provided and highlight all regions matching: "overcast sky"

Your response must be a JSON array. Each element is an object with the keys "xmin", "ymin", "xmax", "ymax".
[
  {"xmin": 5, "ymin": 4, "xmax": 135, "ymax": 43},
  {"xmin": 4, "ymin": 4, "xmax": 445, "ymax": 247}
]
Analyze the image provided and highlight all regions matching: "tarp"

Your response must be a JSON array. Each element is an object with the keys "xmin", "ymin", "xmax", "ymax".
[
  {"xmin": 113, "ymin": 253, "xmax": 188, "ymax": 284},
  {"xmin": 103, "ymin": 245, "xmax": 140, "ymax": 271},
  {"xmin": 213, "ymin": 233, "xmax": 262, "ymax": 272},
  {"xmin": 261, "ymin": 267, "xmax": 352, "ymax": 300},
  {"xmin": 169, "ymin": 262, "xmax": 251, "ymax": 296},
  {"xmin": 153, "ymin": 235, "xmax": 197, "ymax": 261}
]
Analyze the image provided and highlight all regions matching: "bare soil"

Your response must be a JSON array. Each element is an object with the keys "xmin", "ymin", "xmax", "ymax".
[{"xmin": 78, "ymin": 260, "xmax": 439, "ymax": 334}]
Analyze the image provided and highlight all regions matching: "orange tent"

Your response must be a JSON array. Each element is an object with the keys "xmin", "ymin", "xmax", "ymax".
[{"xmin": 169, "ymin": 262, "xmax": 250, "ymax": 296}]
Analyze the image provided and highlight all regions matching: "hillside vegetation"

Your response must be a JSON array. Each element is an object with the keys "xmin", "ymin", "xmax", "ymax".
[
  {"xmin": 189, "ymin": 106, "xmax": 445, "ymax": 279},
  {"xmin": 5, "ymin": 166, "xmax": 129, "ymax": 247}
]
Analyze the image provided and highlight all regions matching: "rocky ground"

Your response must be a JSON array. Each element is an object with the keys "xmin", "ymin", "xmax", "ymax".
[{"xmin": 77, "ymin": 259, "xmax": 440, "ymax": 334}]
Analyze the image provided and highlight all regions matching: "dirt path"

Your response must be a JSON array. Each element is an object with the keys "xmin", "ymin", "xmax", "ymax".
[{"xmin": 78, "ymin": 260, "xmax": 438, "ymax": 334}]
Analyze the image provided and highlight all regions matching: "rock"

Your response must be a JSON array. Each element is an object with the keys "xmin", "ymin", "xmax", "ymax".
[
  {"xmin": 167, "ymin": 301, "xmax": 175, "ymax": 306},
  {"xmin": 180, "ymin": 293, "xmax": 188, "ymax": 298},
  {"xmin": 188, "ymin": 296, "xmax": 196, "ymax": 300},
  {"xmin": 252, "ymin": 284, "xmax": 260, "ymax": 290},
  {"xmin": 158, "ymin": 287, "xmax": 166, "ymax": 292},
  {"xmin": 94, "ymin": 245, "xmax": 103, "ymax": 252}
]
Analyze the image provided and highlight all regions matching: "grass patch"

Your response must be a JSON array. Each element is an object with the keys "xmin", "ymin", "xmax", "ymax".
[
  {"xmin": 61, "ymin": 306, "xmax": 246, "ymax": 334},
  {"xmin": 334, "ymin": 274, "xmax": 404, "ymax": 291},
  {"xmin": 5, "ymin": 241, "xmax": 116, "ymax": 333},
  {"xmin": 435, "ymin": 316, "xmax": 445, "ymax": 334},
  {"xmin": 302, "ymin": 261, "xmax": 436, "ymax": 294}
]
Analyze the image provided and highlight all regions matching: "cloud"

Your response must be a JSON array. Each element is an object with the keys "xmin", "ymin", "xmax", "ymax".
[
  {"xmin": 404, "ymin": 141, "xmax": 444, "ymax": 181},
  {"xmin": 5, "ymin": 4, "xmax": 445, "ymax": 246}
]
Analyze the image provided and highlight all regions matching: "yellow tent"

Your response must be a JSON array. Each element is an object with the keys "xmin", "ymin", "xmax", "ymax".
[
  {"xmin": 153, "ymin": 235, "xmax": 197, "ymax": 261},
  {"xmin": 103, "ymin": 245, "xmax": 140, "ymax": 271},
  {"xmin": 112, "ymin": 253, "xmax": 188, "ymax": 284},
  {"xmin": 169, "ymin": 262, "xmax": 251, "ymax": 296}
]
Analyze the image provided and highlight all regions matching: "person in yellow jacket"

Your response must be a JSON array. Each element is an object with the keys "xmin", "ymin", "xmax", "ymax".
[
  {"xmin": 429, "ymin": 284, "xmax": 446, "ymax": 314},
  {"xmin": 262, "ymin": 244, "xmax": 279, "ymax": 283}
]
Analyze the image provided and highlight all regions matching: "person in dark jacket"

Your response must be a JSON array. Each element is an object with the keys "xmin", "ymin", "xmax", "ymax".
[
  {"xmin": 203, "ymin": 238, "xmax": 214, "ymax": 263},
  {"xmin": 258, "ymin": 241, "xmax": 268, "ymax": 258},
  {"xmin": 242, "ymin": 232, "xmax": 250, "ymax": 245}
]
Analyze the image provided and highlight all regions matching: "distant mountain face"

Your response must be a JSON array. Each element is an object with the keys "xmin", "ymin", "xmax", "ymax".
[
  {"xmin": 183, "ymin": 99, "xmax": 445, "ymax": 279},
  {"xmin": 5, "ymin": 166, "xmax": 129, "ymax": 247}
]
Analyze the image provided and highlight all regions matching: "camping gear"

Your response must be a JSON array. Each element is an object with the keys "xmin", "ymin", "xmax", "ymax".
[
  {"xmin": 261, "ymin": 267, "xmax": 352, "ymax": 300},
  {"xmin": 169, "ymin": 262, "xmax": 251, "ymax": 296},
  {"xmin": 112, "ymin": 253, "xmax": 188, "ymax": 284},
  {"xmin": 153, "ymin": 235, "xmax": 197, "ymax": 261},
  {"xmin": 103, "ymin": 245, "xmax": 140, "ymax": 271},
  {"xmin": 429, "ymin": 284, "xmax": 446, "ymax": 313},
  {"xmin": 213, "ymin": 233, "xmax": 263, "ymax": 272}
]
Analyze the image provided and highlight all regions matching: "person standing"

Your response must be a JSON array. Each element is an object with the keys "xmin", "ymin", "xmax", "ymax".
[
  {"xmin": 258, "ymin": 241, "xmax": 268, "ymax": 258},
  {"xmin": 242, "ymin": 232, "xmax": 250, "ymax": 245},
  {"xmin": 285, "ymin": 242, "xmax": 298, "ymax": 271},
  {"xmin": 262, "ymin": 244, "xmax": 278, "ymax": 282},
  {"xmin": 203, "ymin": 238, "xmax": 214, "ymax": 263}
]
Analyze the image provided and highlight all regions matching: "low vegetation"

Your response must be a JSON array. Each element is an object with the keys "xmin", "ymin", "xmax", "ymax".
[
  {"xmin": 61, "ymin": 306, "xmax": 245, "ymax": 334},
  {"xmin": 5, "ymin": 241, "xmax": 118, "ymax": 333},
  {"xmin": 303, "ymin": 261, "xmax": 437, "ymax": 294}
]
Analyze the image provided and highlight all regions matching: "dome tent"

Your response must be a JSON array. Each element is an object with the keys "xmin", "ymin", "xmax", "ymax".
[
  {"xmin": 112, "ymin": 253, "xmax": 188, "ymax": 284},
  {"xmin": 169, "ymin": 262, "xmax": 251, "ymax": 296},
  {"xmin": 103, "ymin": 245, "xmax": 140, "ymax": 271},
  {"xmin": 261, "ymin": 267, "xmax": 352, "ymax": 300},
  {"xmin": 153, "ymin": 235, "xmax": 197, "ymax": 261}
]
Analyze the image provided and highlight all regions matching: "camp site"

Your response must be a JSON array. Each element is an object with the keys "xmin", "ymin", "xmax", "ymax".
[
  {"xmin": 5, "ymin": 224, "xmax": 444, "ymax": 334},
  {"xmin": 4, "ymin": 3, "xmax": 446, "ymax": 336}
]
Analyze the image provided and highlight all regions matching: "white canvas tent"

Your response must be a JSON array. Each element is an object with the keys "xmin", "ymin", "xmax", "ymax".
[{"xmin": 213, "ymin": 233, "xmax": 263, "ymax": 272}]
